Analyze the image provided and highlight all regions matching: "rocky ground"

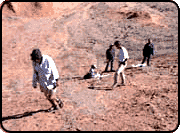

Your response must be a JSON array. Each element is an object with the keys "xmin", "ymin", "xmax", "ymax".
[{"xmin": 2, "ymin": 2, "xmax": 178, "ymax": 131}]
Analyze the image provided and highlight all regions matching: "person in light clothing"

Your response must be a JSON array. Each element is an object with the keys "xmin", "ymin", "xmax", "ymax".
[
  {"xmin": 84, "ymin": 65, "xmax": 101, "ymax": 79},
  {"xmin": 31, "ymin": 49, "xmax": 63, "ymax": 112},
  {"xmin": 112, "ymin": 41, "xmax": 129, "ymax": 88},
  {"xmin": 89, "ymin": 65, "xmax": 101, "ymax": 79}
]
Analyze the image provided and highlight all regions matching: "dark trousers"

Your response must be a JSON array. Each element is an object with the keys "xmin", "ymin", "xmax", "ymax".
[
  {"xmin": 105, "ymin": 59, "xmax": 114, "ymax": 71},
  {"xmin": 142, "ymin": 56, "xmax": 150, "ymax": 66}
]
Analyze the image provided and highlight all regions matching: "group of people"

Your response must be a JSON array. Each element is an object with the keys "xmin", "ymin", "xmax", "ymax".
[
  {"xmin": 85, "ymin": 39, "xmax": 154, "ymax": 87},
  {"xmin": 84, "ymin": 41, "xmax": 129, "ymax": 87},
  {"xmin": 106, "ymin": 39, "xmax": 154, "ymax": 87},
  {"xmin": 30, "ymin": 39, "xmax": 154, "ymax": 112}
]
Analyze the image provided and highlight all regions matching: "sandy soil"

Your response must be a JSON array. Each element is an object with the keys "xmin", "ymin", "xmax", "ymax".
[{"xmin": 2, "ymin": 2, "xmax": 178, "ymax": 131}]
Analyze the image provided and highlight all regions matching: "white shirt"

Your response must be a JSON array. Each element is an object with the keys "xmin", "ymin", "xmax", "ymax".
[
  {"xmin": 89, "ymin": 68, "xmax": 101, "ymax": 79},
  {"xmin": 32, "ymin": 54, "xmax": 59, "ymax": 89},
  {"xmin": 118, "ymin": 46, "xmax": 129, "ymax": 62},
  {"xmin": 89, "ymin": 68, "xmax": 96, "ymax": 78}
]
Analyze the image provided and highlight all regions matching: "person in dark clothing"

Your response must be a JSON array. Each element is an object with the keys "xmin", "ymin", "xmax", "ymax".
[
  {"xmin": 104, "ymin": 44, "xmax": 115, "ymax": 72},
  {"xmin": 141, "ymin": 39, "xmax": 154, "ymax": 66}
]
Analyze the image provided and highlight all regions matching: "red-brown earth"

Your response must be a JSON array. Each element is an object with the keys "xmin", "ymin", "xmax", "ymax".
[{"xmin": 2, "ymin": 2, "xmax": 178, "ymax": 131}]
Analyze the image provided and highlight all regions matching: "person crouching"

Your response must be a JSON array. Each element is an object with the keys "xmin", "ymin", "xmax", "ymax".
[{"xmin": 84, "ymin": 65, "xmax": 101, "ymax": 80}]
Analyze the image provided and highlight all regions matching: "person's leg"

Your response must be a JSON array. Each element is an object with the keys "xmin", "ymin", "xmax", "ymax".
[
  {"xmin": 45, "ymin": 89, "xmax": 56, "ymax": 106},
  {"xmin": 105, "ymin": 60, "xmax": 109, "ymax": 72},
  {"xmin": 110, "ymin": 60, "xmax": 115, "ymax": 71},
  {"xmin": 113, "ymin": 63, "xmax": 123, "ymax": 87},
  {"xmin": 141, "ymin": 56, "xmax": 146, "ymax": 64},
  {"xmin": 120, "ymin": 71, "xmax": 126, "ymax": 85},
  {"xmin": 118, "ymin": 62, "xmax": 126, "ymax": 84},
  {"xmin": 40, "ymin": 85, "xmax": 59, "ymax": 111},
  {"xmin": 113, "ymin": 72, "xmax": 118, "ymax": 87},
  {"xmin": 147, "ymin": 56, "xmax": 150, "ymax": 66},
  {"xmin": 51, "ymin": 92, "xmax": 63, "ymax": 108}
]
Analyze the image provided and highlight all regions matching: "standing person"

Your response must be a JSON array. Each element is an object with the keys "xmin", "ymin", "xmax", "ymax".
[
  {"xmin": 112, "ymin": 41, "xmax": 129, "ymax": 88},
  {"xmin": 104, "ymin": 44, "xmax": 115, "ymax": 72},
  {"xmin": 30, "ymin": 49, "xmax": 63, "ymax": 112},
  {"xmin": 141, "ymin": 38, "xmax": 154, "ymax": 66}
]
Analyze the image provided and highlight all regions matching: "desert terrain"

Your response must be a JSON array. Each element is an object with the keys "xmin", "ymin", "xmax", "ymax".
[{"xmin": 2, "ymin": 2, "xmax": 178, "ymax": 131}]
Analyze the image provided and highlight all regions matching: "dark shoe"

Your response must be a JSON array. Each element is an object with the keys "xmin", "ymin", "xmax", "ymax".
[
  {"xmin": 100, "ymin": 76, "xmax": 102, "ymax": 80},
  {"xmin": 57, "ymin": 99, "xmax": 64, "ymax": 108},
  {"xmin": 121, "ymin": 82, "xmax": 126, "ymax": 86},
  {"xmin": 121, "ymin": 83, "xmax": 126, "ymax": 86},
  {"xmin": 111, "ymin": 70, "xmax": 116, "ymax": 72},
  {"xmin": 48, "ymin": 105, "xmax": 58, "ymax": 112}
]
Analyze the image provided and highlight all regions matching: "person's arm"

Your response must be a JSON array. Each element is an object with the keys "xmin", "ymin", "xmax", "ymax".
[
  {"xmin": 106, "ymin": 50, "xmax": 108, "ymax": 59},
  {"xmin": 122, "ymin": 47, "xmax": 129, "ymax": 65},
  {"xmin": 106, "ymin": 50, "xmax": 110, "ymax": 61},
  {"xmin": 121, "ymin": 58, "xmax": 128, "ymax": 65},
  {"xmin": 142, "ymin": 45, "xmax": 146, "ymax": 56},
  {"xmin": 112, "ymin": 49, "xmax": 115, "ymax": 60},
  {"xmin": 124, "ymin": 58, "xmax": 128, "ymax": 62},
  {"xmin": 49, "ymin": 57, "xmax": 59, "ymax": 86},
  {"xmin": 55, "ymin": 79, "xmax": 59, "ymax": 87},
  {"xmin": 33, "ymin": 69, "xmax": 38, "ymax": 88},
  {"xmin": 152, "ymin": 43, "xmax": 155, "ymax": 55}
]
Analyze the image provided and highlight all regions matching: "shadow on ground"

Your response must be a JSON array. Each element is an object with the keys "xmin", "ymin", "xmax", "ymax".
[
  {"xmin": 88, "ymin": 86, "xmax": 113, "ymax": 91},
  {"xmin": 2, "ymin": 108, "xmax": 50, "ymax": 122}
]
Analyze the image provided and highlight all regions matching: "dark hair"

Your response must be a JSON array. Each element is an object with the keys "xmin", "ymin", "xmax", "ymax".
[
  {"xmin": 109, "ymin": 44, "xmax": 113, "ymax": 48},
  {"xmin": 91, "ymin": 65, "xmax": 96, "ymax": 69},
  {"xmin": 30, "ymin": 49, "xmax": 42, "ymax": 61},
  {"xmin": 114, "ymin": 41, "xmax": 121, "ymax": 47}
]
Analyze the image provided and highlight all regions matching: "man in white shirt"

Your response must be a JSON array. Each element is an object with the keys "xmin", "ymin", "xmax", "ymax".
[
  {"xmin": 112, "ymin": 41, "xmax": 129, "ymax": 88},
  {"xmin": 31, "ymin": 49, "xmax": 63, "ymax": 112}
]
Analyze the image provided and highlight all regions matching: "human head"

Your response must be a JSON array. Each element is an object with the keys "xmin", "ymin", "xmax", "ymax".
[
  {"xmin": 114, "ymin": 41, "xmax": 121, "ymax": 49},
  {"xmin": 91, "ymin": 64, "xmax": 97, "ymax": 69},
  {"xmin": 148, "ymin": 38, "xmax": 151, "ymax": 43},
  {"xmin": 109, "ymin": 44, "xmax": 114, "ymax": 49},
  {"xmin": 30, "ymin": 48, "xmax": 42, "ymax": 63}
]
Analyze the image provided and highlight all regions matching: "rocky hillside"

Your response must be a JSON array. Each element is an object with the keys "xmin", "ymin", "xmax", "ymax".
[{"xmin": 2, "ymin": 2, "xmax": 178, "ymax": 131}]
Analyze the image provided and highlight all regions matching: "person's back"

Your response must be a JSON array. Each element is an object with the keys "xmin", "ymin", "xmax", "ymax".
[
  {"xmin": 141, "ymin": 39, "xmax": 154, "ymax": 66},
  {"xmin": 118, "ymin": 46, "xmax": 129, "ymax": 62},
  {"xmin": 104, "ymin": 44, "xmax": 115, "ymax": 72},
  {"xmin": 143, "ymin": 38, "xmax": 155, "ymax": 57},
  {"xmin": 143, "ymin": 43, "xmax": 151, "ymax": 57},
  {"xmin": 149, "ymin": 43, "xmax": 154, "ymax": 55},
  {"xmin": 106, "ymin": 47, "xmax": 115, "ymax": 60}
]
